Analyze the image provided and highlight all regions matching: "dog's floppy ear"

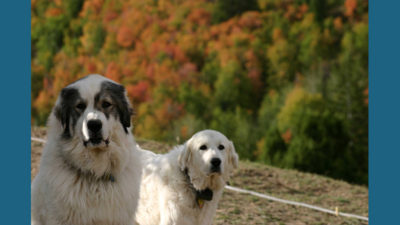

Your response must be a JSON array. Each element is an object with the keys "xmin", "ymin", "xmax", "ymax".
[
  {"xmin": 228, "ymin": 141, "xmax": 238, "ymax": 169},
  {"xmin": 223, "ymin": 140, "xmax": 239, "ymax": 181},
  {"xmin": 54, "ymin": 87, "xmax": 80, "ymax": 138},
  {"xmin": 178, "ymin": 141, "xmax": 192, "ymax": 171},
  {"xmin": 116, "ymin": 92, "xmax": 133, "ymax": 133},
  {"xmin": 102, "ymin": 81, "xmax": 134, "ymax": 133}
]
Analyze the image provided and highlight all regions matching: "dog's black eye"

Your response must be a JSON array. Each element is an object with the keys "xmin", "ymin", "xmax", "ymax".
[
  {"xmin": 199, "ymin": 145, "xmax": 207, "ymax": 150},
  {"xmin": 218, "ymin": 145, "xmax": 225, "ymax": 150},
  {"xmin": 102, "ymin": 101, "xmax": 112, "ymax": 109},
  {"xmin": 76, "ymin": 103, "xmax": 86, "ymax": 111}
]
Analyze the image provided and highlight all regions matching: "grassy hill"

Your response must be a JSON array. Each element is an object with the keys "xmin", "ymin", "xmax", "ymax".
[{"xmin": 31, "ymin": 127, "xmax": 368, "ymax": 224}]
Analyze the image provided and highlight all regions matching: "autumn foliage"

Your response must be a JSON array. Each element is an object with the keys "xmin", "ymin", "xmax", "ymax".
[{"xmin": 31, "ymin": 0, "xmax": 368, "ymax": 184}]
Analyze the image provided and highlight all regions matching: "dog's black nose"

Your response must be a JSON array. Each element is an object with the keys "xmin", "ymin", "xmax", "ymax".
[
  {"xmin": 211, "ymin": 158, "xmax": 221, "ymax": 167},
  {"xmin": 87, "ymin": 120, "xmax": 102, "ymax": 133}
]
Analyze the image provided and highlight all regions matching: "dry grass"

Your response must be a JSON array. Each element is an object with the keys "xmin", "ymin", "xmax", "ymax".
[{"xmin": 31, "ymin": 127, "xmax": 368, "ymax": 225}]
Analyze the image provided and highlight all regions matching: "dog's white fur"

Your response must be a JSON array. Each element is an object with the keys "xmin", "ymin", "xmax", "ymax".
[
  {"xmin": 31, "ymin": 75, "xmax": 142, "ymax": 225},
  {"xmin": 135, "ymin": 130, "xmax": 239, "ymax": 225}
]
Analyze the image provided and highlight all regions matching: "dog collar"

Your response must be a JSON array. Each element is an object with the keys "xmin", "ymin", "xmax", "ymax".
[
  {"xmin": 75, "ymin": 167, "xmax": 116, "ymax": 183},
  {"xmin": 62, "ymin": 155, "xmax": 115, "ymax": 183},
  {"xmin": 102, "ymin": 173, "xmax": 116, "ymax": 182},
  {"xmin": 77, "ymin": 168, "xmax": 115, "ymax": 183},
  {"xmin": 195, "ymin": 188, "xmax": 213, "ymax": 208},
  {"xmin": 183, "ymin": 168, "xmax": 213, "ymax": 208}
]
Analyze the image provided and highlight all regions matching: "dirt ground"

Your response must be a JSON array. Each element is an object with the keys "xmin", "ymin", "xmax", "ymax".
[{"xmin": 31, "ymin": 127, "xmax": 368, "ymax": 225}]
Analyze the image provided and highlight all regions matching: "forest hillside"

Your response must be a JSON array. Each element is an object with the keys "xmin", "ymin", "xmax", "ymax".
[{"xmin": 31, "ymin": 0, "xmax": 368, "ymax": 184}]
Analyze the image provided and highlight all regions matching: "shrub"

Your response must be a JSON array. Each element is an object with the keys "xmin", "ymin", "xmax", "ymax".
[
  {"xmin": 211, "ymin": 0, "xmax": 259, "ymax": 24},
  {"xmin": 81, "ymin": 21, "xmax": 106, "ymax": 54},
  {"xmin": 258, "ymin": 87, "xmax": 356, "ymax": 181},
  {"xmin": 210, "ymin": 107, "xmax": 258, "ymax": 160}
]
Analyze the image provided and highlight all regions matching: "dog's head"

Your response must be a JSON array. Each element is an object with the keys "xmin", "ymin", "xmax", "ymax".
[
  {"xmin": 53, "ymin": 74, "xmax": 133, "ymax": 148},
  {"xmin": 178, "ymin": 130, "xmax": 238, "ymax": 189},
  {"xmin": 48, "ymin": 75, "xmax": 134, "ymax": 176}
]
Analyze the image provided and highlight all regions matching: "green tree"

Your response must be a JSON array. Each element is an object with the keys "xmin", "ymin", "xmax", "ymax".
[
  {"xmin": 327, "ymin": 22, "xmax": 368, "ymax": 184},
  {"xmin": 212, "ymin": 0, "xmax": 259, "ymax": 23},
  {"xmin": 211, "ymin": 107, "xmax": 258, "ymax": 160},
  {"xmin": 214, "ymin": 60, "xmax": 253, "ymax": 111}
]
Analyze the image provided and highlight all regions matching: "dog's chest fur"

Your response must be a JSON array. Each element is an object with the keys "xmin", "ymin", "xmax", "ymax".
[
  {"xmin": 60, "ymin": 173, "xmax": 134, "ymax": 223},
  {"xmin": 45, "ymin": 157, "xmax": 139, "ymax": 225},
  {"xmin": 32, "ymin": 141, "xmax": 141, "ymax": 225},
  {"xmin": 170, "ymin": 174, "xmax": 224, "ymax": 225}
]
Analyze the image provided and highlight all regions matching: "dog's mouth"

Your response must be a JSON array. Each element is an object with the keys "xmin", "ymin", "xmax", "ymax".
[
  {"xmin": 83, "ymin": 137, "xmax": 110, "ymax": 148},
  {"xmin": 210, "ymin": 167, "xmax": 221, "ymax": 174}
]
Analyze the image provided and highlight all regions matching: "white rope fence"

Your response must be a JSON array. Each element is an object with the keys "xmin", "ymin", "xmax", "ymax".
[
  {"xmin": 225, "ymin": 185, "xmax": 368, "ymax": 221},
  {"xmin": 31, "ymin": 137, "xmax": 368, "ymax": 222},
  {"xmin": 31, "ymin": 137, "xmax": 47, "ymax": 143}
]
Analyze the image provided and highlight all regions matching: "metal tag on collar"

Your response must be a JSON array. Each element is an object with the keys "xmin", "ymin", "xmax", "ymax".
[
  {"xmin": 109, "ymin": 174, "xmax": 115, "ymax": 182},
  {"xmin": 197, "ymin": 198, "xmax": 205, "ymax": 208},
  {"xmin": 103, "ymin": 174, "xmax": 115, "ymax": 182}
]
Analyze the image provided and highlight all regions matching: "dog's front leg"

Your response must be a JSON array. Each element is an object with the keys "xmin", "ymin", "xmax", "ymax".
[{"xmin": 159, "ymin": 204, "xmax": 176, "ymax": 225}]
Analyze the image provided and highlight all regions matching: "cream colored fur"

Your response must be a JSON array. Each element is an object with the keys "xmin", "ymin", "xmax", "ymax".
[
  {"xmin": 135, "ymin": 130, "xmax": 239, "ymax": 225},
  {"xmin": 31, "ymin": 75, "xmax": 142, "ymax": 225}
]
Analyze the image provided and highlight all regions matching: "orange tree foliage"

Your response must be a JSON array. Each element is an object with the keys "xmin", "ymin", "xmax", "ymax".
[{"xmin": 31, "ymin": 0, "xmax": 368, "ymax": 184}]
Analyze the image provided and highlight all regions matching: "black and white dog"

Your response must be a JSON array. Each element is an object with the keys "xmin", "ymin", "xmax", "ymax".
[{"xmin": 32, "ymin": 75, "xmax": 142, "ymax": 225}]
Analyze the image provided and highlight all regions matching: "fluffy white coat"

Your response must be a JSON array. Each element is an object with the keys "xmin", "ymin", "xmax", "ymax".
[
  {"xmin": 31, "ymin": 75, "xmax": 142, "ymax": 225},
  {"xmin": 135, "ymin": 130, "xmax": 239, "ymax": 225}
]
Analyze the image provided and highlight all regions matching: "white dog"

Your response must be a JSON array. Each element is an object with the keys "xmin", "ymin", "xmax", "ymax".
[
  {"xmin": 135, "ymin": 130, "xmax": 239, "ymax": 225},
  {"xmin": 31, "ymin": 75, "xmax": 142, "ymax": 225}
]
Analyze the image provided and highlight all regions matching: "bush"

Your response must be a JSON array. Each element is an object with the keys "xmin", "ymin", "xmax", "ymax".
[
  {"xmin": 258, "ymin": 87, "xmax": 361, "ymax": 182},
  {"xmin": 170, "ymin": 114, "xmax": 207, "ymax": 143},
  {"xmin": 210, "ymin": 107, "xmax": 258, "ymax": 160},
  {"xmin": 32, "ymin": 15, "xmax": 69, "ymax": 71},
  {"xmin": 281, "ymin": 106, "xmax": 350, "ymax": 180},
  {"xmin": 178, "ymin": 82, "xmax": 209, "ymax": 118},
  {"xmin": 214, "ymin": 60, "xmax": 253, "ymax": 111},
  {"xmin": 81, "ymin": 21, "xmax": 106, "ymax": 54},
  {"xmin": 211, "ymin": 0, "xmax": 259, "ymax": 24},
  {"xmin": 257, "ymin": 127, "xmax": 287, "ymax": 165},
  {"xmin": 63, "ymin": 0, "xmax": 84, "ymax": 18}
]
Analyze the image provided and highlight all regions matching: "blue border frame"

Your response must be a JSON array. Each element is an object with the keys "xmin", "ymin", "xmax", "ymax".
[
  {"xmin": 0, "ymin": 0, "xmax": 31, "ymax": 224},
  {"xmin": 369, "ymin": 0, "xmax": 400, "ymax": 224}
]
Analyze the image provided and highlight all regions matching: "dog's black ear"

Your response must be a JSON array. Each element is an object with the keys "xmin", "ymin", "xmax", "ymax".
[
  {"xmin": 54, "ymin": 87, "xmax": 80, "ymax": 138},
  {"xmin": 118, "ymin": 99, "xmax": 133, "ymax": 132},
  {"xmin": 103, "ymin": 81, "xmax": 133, "ymax": 133}
]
